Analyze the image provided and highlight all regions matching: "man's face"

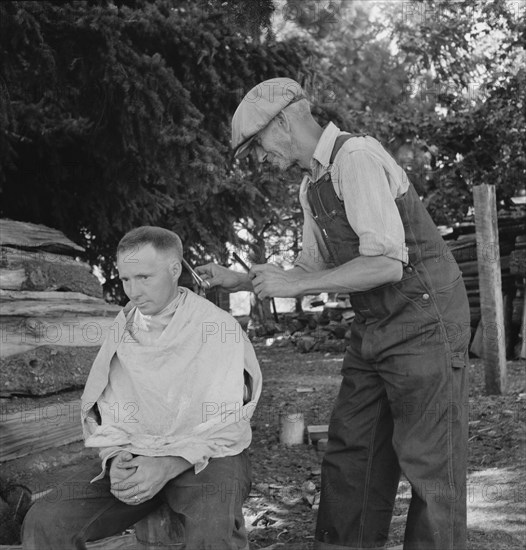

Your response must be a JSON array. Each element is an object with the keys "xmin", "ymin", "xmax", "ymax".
[
  {"xmin": 117, "ymin": 243, "xmax": 180, "ymax": 316},
  {"xmin": 252, "ymin": 115, "xmax": 294, "ymax": 170}
]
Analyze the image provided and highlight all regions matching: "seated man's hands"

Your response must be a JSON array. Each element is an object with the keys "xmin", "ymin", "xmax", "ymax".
[
  {"xmin": 109, "ymin": 450, "xmax": 136, "ymax": 487},
  {"xmin": 110, "ymin": 455, "xmax": 192, "ymax": 505},
  {"xmin": 196, "ymin": 263, "xmax": 250, "ymax": 292}
]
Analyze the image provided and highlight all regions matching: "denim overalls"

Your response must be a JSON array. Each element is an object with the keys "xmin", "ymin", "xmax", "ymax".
[{"xmin": 311, "ymin": 135, "xmax": 470, "ymax": 550}]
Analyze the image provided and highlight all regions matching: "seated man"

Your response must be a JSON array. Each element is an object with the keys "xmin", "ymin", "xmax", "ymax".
[{"xmin": 22, "ymin": 226, "xmax": 262, "ymax": 550}]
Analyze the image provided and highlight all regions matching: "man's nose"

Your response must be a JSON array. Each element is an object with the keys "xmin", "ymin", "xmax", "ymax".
[
  {"xmin": 254, "ymin": 145, "xmax": 267, "ymax": 164},
  {"xmin": 127, "ymin": 280, "xmax": 142, "ymax": 299}
]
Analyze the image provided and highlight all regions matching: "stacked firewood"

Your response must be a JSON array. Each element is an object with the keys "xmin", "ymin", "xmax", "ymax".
[
  {"xmin": 510, "ymin": 233, "xmax": 526, "ymax": 358},
  {"xmin": 287, "ymin": 296, "xmax": 354, "ymax": 354},
  {"xmin": 447, "ymin": 208, "xmax": 526, "ymax": 358},
  {"xmin": 0, "ymin": 219, "xmax": 120, "ymax": 396}
]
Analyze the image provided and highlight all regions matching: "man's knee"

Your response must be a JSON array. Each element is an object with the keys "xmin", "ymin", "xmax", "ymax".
[
  {"xmin": 22, "ymin": 500, "xmax": 75, "ymax": 550},
  {"xmin": 22, "ymin": 501, "xmax": 47, "ymax": 538}
]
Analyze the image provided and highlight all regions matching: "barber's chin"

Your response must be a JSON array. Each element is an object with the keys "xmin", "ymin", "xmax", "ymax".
[{"xmin": 275, "ymin": 158, "xmax": 292, "ymax": 170}]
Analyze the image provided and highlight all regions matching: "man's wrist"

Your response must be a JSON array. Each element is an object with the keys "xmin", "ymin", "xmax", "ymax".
[
  {"xmin": 162, "ymin": 456, "xmax": 193, "ymax": 479},
  {"xmin": 289, "ymin": 267, "xmax": 310, "ymax": 296},
  {"xmin": 232, "ymin": 272, "xmax": 252, "ymax": 292}
]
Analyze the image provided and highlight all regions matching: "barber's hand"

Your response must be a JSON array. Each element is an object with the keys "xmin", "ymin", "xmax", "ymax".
[
  {"xmin": 109, "ymin": 451, "xmax": 136, "ymax": 487},
  {"xmin": 110, "ymin": 456, "xmax": 190, "ymax": 505},
  {"xmin": 250, "ymin": 264, "xmax": 299, "ymax": 299},
  {"xmin": 196, "ymin": 263, "xmax": 248, "ymax": 291}
]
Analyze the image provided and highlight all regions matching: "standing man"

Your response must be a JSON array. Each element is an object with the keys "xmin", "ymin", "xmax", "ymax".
[
  {"xmin": 23, "ymin": 226, "xmax": 261, "ymax": 550},
  {"xmin": 197, "ymin": 78, "xmax": 470, "ymax": 550}
]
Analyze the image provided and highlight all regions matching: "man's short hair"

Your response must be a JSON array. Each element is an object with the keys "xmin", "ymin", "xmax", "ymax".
[{"xmin": 117, "ymin": 226, "xmax": 183, "ymax": 259}]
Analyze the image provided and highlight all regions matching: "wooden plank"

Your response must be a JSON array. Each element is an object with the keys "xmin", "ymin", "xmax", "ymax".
[
  {"xmin": 0, "ymin": 247, "xmax": 89, "ymax": 268},
  {"xmin": 1, "ymin": 315, "xmax": 119, "ymax": 357},
  {"xmin": 0, "ymin": 268, "xmax": 26, "ymax": 290},
  {"xmin": 473, "ymin": 185, "xmax": 507, "ymax": 394},
  {"xmin": 0, "ymin": 533, "xmax": 137, "ymax": 550},
  {"xmin": 0, "ymin": 246, "xmax": 102, "ymax": 297},
  {"xmin": 0, "ymin": 290, "xmax": 119, "ymax": 317},
  {"xmin": 0, "ymin": 219, "xmax": 84, "ymax": 254},
  {"xmin": 90, "ymin": 534, "xmax": 137, "ymax": 550},
  {"xmin": 510, "ymin": 249, "xmax": 526, "ymax": 275},
  {"xmin": 470, "ymin": 320, "xmax": 483, "ymax": 358},
  {"xmin": 0, "ymin": 399, "xmax": 83, "ymax": 462},
  {"xmin": 457, "ymin": 260, "xmax": 479, "ymax": 276},
  {"xmin": 307, "ymin": 424, "xmax": 329, "ymax": 444}
]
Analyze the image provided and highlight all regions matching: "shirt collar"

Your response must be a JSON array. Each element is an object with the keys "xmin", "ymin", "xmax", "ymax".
[
  {"xmin": 310, "ymin": 121, "xmax": 341, "ymax": 180},
  {"xmin": 135, "ymin": 288, "xmax": 184, "ymax": 333}
]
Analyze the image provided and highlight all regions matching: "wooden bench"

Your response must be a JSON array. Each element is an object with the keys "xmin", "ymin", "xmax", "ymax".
[
  {"xmin": 134, "ymin": 504, "xmax": 250, "ymax": 549},
  {"xmin": 134, "ymin": 504, "xmax": 185, "ymax": 549}
]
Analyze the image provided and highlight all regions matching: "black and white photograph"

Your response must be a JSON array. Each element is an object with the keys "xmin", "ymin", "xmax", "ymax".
[{"xmin": 0, "ymin": 1, "xmax": 525, "ymax": 549}]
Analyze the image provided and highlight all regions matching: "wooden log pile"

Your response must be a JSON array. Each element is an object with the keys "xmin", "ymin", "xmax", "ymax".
[
  {"xmin": 0, "ymin": 220, "xmax": 120, "ymax": 396},
  {"xmin": 509, "ymin": 234, "xmax": 526, "ymax": 359},
  {"xmin": 446, "ymin": 208, "xmax": 526, "ymax": 358},
  {"xmin": 287, "ymin": 296, "xmax": 354, "ymax": 354}
]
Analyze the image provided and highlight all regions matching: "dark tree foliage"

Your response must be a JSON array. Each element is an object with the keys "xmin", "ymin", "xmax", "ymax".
[
  {"xmin": 281, "ymin": 0, "xmax": 525, "ymax": 224},
  {"xmin": 0, "ymin": 0, "xmax": 315, "ymax": 300},
  {"xmin": 1, "ymin": 0, "xmax": 523, "ymax": 304}
]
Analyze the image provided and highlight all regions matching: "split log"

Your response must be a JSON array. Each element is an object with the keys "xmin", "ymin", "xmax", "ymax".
[
  {"xmin": 88, "ymin": 535, "xmax": 137, "ymax": 550},
  {"xmin": 0, "ymin": 345, "xmax": 99, "ymax": 396},
  {"xmin": 1, "ymin": 314, "xmax": 120, "ymax": 357},
  {"xmin": 0, "ymin": 269, "xmax": 26, "ymax": 291},
  {"xmin": 307, "ymin": 425, "xmax": 329, "ymax": 445},
  {"xmin": 0, "ymin": 534, "xmax": 136, "ymax": 550},
  {"xmin": 457, "ymin": 260, "xmax": 479, "ymax": 277},
  {"xmin": 510, "ymin": 249, "xmax": 526, "ymax": 275},
  {"xmin": 0, "ymin": 290, "xmax": 118, "ymax": 317},
  {"xmin": 0, "ymin": 220, "xmax": 83, "ymax": 255},
  {"xmin": 0, "ymin": 247, "xmax": 102, "ymax": 298},
  {"xmin": 0, "ymin": 399, "xmax": 83, "ymax": 462}
]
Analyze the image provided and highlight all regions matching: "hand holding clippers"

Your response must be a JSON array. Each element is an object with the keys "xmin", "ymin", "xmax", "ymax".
[{"xmin": 182, "ymin": 258, "xmax": 211, "ymax": 292}]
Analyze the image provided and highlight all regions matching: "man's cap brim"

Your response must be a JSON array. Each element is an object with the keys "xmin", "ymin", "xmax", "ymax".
[{"xmin": 234, "ymin": 135, "xmax": 256, "ymax": 159}]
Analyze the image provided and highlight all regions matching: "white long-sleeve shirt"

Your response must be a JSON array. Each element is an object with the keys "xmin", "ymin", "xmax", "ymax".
[{"xmin": 295, "ymin": 122, "xmax": 409, "ymax": 272}]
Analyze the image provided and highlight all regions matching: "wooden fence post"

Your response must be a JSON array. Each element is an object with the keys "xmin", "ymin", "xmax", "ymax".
[{"xmin": 473, "ymin": 184, "xmax": 507, "ymax": 394}]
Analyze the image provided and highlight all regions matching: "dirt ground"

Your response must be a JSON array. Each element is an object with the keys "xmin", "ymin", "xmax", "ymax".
[
  {"xmin": 1, "ymin": 340, "xmax": 525, "ymax": 549},
  {"xmin": 244, "ymin": 340, "xmax": 526, "ymax": 549}
]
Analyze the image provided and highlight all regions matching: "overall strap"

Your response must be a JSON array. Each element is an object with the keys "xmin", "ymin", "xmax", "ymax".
[{"xmin": 330, "ymin": 133, "xmax": 367, "ymax": 164}]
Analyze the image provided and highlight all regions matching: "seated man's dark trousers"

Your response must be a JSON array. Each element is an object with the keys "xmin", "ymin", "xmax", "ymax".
[{"xmin": 22, "ymin": 450, "xmax": 251, "ymax": 550}]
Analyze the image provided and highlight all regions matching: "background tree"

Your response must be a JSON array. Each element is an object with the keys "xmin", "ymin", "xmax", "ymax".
[
  {"xmin": 273, "ymin": 0, "xmax": 524, "ymax": 222},
  {"xmin": 1, "ymin": 0, "xmax": 523, "ymax": 309},
  {"xmin": 0, "ymin": 0, "xmax": 316, "ymax": 301}
]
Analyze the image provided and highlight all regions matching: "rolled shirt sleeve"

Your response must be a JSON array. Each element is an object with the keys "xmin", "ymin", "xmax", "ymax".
[{"xmin": 331, "ymin": 149, "xmax": 408, "ymax": 264}]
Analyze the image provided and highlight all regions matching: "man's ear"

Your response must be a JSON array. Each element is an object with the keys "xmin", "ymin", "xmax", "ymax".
[{"xmin": 171, "ymin": 259, "xmax": 182, "ymax": 280}]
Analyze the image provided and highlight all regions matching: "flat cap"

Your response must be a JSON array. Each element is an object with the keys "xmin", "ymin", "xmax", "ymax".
[{"xmin": 231, "ymin": 78, "xmax": 305, "ymax": 159}]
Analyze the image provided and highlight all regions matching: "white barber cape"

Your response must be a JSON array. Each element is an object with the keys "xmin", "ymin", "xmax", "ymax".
[{"xmin": 81, "ymin": 287, "xmax": 262, "ymax": 479}]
